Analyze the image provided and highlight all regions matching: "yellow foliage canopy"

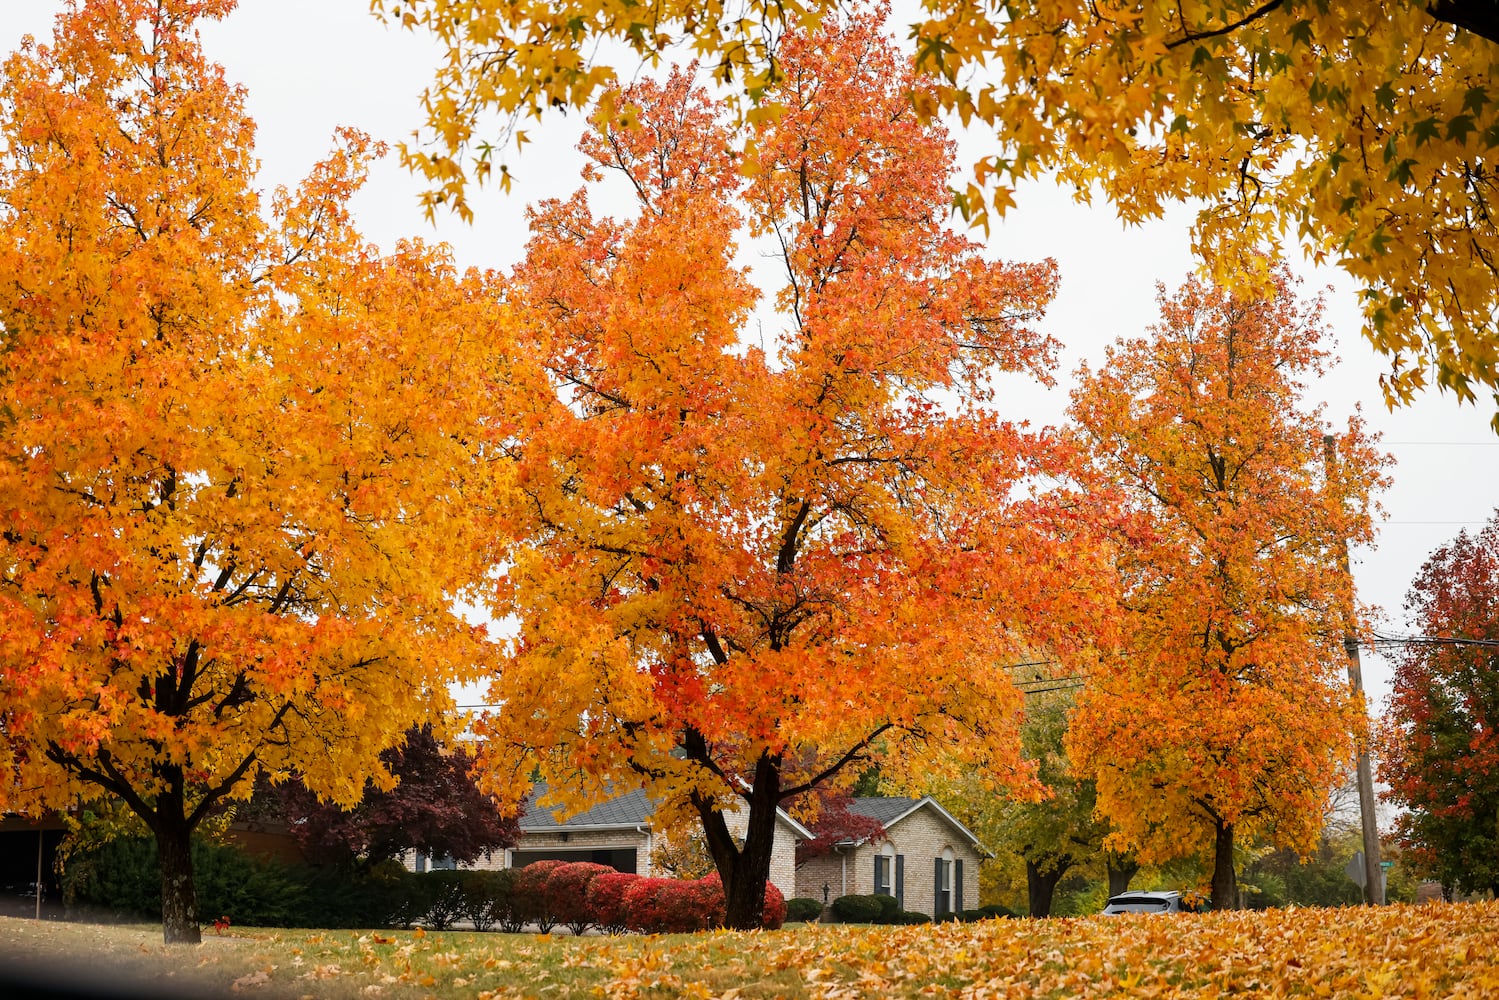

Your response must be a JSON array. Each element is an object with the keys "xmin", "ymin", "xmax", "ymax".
[{"xmin": 379, "ymin": 0, "xmax": 1499, "ymax": 426}]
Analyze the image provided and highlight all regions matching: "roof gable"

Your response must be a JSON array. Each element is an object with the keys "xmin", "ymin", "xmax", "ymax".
[{"xmin": 844, "ymin": 796, "xmax": 989, "ymax": 855}]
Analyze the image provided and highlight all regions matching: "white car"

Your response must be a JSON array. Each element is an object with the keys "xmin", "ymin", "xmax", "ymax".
[{"xmin": 1102, "ymin": 890, "xmax": 1199, "ymax": 914}]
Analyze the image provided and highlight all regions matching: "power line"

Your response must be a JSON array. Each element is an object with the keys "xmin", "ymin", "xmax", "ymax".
[{"xmin": 1360, "ymin": 631, "xmax": 1499, "ymax": 651}]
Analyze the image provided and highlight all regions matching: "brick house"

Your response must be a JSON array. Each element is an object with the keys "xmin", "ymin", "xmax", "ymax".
[
  {"xmin": 794, "ymin": 797, "xmax": 987, "ymax": 917},
  {"xmin": 404, "ymin": 784, "xmax": 813, "ymax": 902}
]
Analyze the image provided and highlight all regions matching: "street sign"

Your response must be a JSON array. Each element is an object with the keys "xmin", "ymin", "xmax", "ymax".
[{"xmin": 1346, "ymin": 851, "xmax": 1367, "ymax": 888}]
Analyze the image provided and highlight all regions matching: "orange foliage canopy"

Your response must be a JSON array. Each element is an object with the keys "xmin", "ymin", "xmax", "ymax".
[
  {"xmin": 1065, "ymin": 264, "xmax": 1389, "ymax": 908},
  {"xmin": 0, "ymin": 0, "xmax": 501, "ymax": 941},
  {"xmin": 475, "ymin": 15, "xmax": 1109, "ymax": 927}
]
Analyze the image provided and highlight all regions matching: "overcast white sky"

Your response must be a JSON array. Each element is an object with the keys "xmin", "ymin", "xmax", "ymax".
[{"xmin": 4, "ymin": 0, "xmax": 1497, "ymax": 706}]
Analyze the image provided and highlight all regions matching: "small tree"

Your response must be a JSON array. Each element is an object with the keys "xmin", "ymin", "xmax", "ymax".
[
  {"xmin": 1378, "ymin": 510, "xmax": 1499, "ymax": 897},
  {"xmin": 1066, "ymin": 263, "xmax": 1390, "ymax": 910},
  {"xmin": 795, "ymin": 790, "xmax": 886, "ymax": 867},
  {"xmin": 268, "ymin": 725, "xmax": 519, "ymax": 868}
]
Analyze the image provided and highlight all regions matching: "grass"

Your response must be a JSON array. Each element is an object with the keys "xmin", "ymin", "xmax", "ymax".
[{"xmin": 3, "ymin": 901, "xmax": 1499, "ymax": 998}]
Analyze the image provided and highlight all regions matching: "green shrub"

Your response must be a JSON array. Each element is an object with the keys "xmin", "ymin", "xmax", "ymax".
[
  {"xmin": 61, "ymin": 835, "xmax": 158, "ymax": 920},
  {"xmin": 62, "ymin": 836, "xmax": 306, "ymax": 927},
  {"xmin": 872, "ymin": 893, "xmax": 900, "ymax": 923},
  {"xmin": 830, "ymin": 894, "xmax": 884, "ymax": 924},
  {"xmin": 361, "ymin": 862, "xmax": 435, "ymax": 929},
  {"xmin": 786, "ymin": 897, "xmax": 824, "ymax": 922},
  {"xmin": 895, "ymin": 909, "xmax": 931, "ymax": 924},
  {"xmin": 461, "ymin": 869, "xmax": 516, "ymax": 932},
  {"xmin": 422, "ymin": 870, "xmax": 469, "ymax": 929},
  {"xmin": 978, "ymin": 903, "xmax": 1018, "ymax": 919}
]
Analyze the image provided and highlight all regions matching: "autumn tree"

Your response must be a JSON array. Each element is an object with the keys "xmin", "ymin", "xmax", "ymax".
[
  {"xmin": 381, "ymin": 0, "xmax": 1499, "ymax": 426},
  {"xmin": 1377, "ymin": 510, "xmax": 1499, "ymax": 898},
  {"xmin": 1065, "ymin": 264, "xmax": 1389, "ymax": 910},
  {"xmin": 793, "ymin": 788, "xmax": 887, "ymax": 867},
  {"xmin": 929, "ymin": 684, "xmax": 1118, "ymax": 917},
  {"xmin": 265, "ymin": 725, "xmax": 520, "ymax": 868},
  {"xmin": 476, "ymin": 16, "xmax": 1105, "ymax": 929},
  {"xmin": 0, "ymin": 0, "xmax": 499, "ymax": 943}
]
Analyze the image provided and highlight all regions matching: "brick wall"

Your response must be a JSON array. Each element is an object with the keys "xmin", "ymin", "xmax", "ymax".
[
  {"xmin": 793, "ymin": 805, "xmax": 984, "ymax": 917},
  {"xmin": 794, "ymin": 852, "xmax": 853, "ymax": 902},
  {"xmin": 878, "ymin": 807, "xmax": 982, "ymax": 916}
]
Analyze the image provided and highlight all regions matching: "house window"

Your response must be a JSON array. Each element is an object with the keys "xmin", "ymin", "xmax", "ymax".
[
  {"xmin": 935, "ymin": 849, "xmax": 956, "ymax": 917},
  {"xmin": 873, "ymin": 845, "xmax": 904, "ymax": 907},
  {"xmin": 413, "ymin": 852, "xmax": 427, "ymax": 874}
]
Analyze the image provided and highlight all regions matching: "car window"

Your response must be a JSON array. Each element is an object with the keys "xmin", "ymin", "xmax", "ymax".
[{"xmin": 1107, "ymin": 899, "xmax": 1171, "ymax": 912}]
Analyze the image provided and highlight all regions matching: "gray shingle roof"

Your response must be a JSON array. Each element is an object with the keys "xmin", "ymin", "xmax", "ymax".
[
  {"xmin": 846, "ymin": 796, "xmax": 921, "ymax": 826},
  {"xmin": 517, "ymin": 784, "xmax": 654, "ymax": 831}
]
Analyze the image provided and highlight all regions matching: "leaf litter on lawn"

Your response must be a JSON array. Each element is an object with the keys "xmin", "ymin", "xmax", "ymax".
[{"xmin": 5, "ymin": 902, "xmax": 1499, "ymax": 998}]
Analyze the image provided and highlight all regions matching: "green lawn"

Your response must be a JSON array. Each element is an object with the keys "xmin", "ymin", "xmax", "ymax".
[{"xmin": 3, "ymin": 902, "xmax": 1498, "ymax": 998}]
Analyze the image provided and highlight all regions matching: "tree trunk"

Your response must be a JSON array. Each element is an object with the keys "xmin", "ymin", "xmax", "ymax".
[
  {"xmin": 719, "ymin": 805, "xmax": 776, "ymax": 930},
  {"xmin": 694, "ymin": 748, "xmax": 781, "ymax": 930},
  {"xmin": 1025, "ymin": 857, "xmax": 1070, "ymax": 918},
  {"xmin": 1106, "ymin": 853, "xmax": 1139, "ymax": 896},
  {"xmin": 156, "ymin": 813, "xmax": 201, "ymax": 944},
  {"xmin": 1210, "ymin": 819, "xmax": 1236, "ymax": 911}
]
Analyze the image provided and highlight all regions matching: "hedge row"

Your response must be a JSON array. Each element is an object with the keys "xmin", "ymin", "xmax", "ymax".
[
  {"xmin": 828, "ymin": 893, "xmax": 1016, "ymax": 925},
  {"xmin": 63, "ymin": 837, "xmax": 440, "ymax": 929},
  {"xmin": 420, "ymin": 862, "xmax": 787, "ymax": 934},
  {"xmin": 62, "ymin": 838, "xmax": 785, "ymax": 933}
]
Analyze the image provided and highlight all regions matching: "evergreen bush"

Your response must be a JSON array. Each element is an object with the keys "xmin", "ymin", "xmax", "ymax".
[
  {"xmin": 422, "ymin": 870, "xmax": 468, "ymax": 929},
  {"xmin": 786, "ymin": 896, "xmax": 824, "ymax": 922},
  {"xmin": 830, "ymin": 893, "xmax": 884, "ymax": 923},
  {"xmin": 872, "ymin": 893, "xmax": 900, "ymax": 923},
  {"xmin": 61, "ymin": 836, "xmax": 306, "ymax": 927},
  {"xmin": 461, "ymin": 869, "xmax": 515, "ymax": 932}
]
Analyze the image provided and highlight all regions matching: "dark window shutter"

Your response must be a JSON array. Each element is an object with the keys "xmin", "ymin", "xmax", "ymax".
[
  {"xmin": 873, "ymin": 856, "xmax": 880, "ymax": 895},
  {"xmin": 955, "ymin": 859, "xmax": 964, "ymax": 911},
  {"xmin": 896, "ymin": 854, "xmax": 905, "ymax": 909},
  {"xmin": 934, "ymin": 858, "xmax": 943, "ymax": 915}
]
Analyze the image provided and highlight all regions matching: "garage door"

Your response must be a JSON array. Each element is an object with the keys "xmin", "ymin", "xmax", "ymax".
[{"xmin": 509, "ymin": 847, "xmax": 637, "ymax": 874}]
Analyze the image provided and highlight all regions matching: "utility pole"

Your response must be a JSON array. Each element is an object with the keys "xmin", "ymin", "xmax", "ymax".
[{"xmin": 1324, "ymin": 433, "xmax": 1384, "ymax": 904}]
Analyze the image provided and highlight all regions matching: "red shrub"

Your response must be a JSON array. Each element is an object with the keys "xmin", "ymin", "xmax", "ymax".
[
  {"xmin": 586, "ymin": 871, "xmax": 638, "ymax": 934},
  {"xmin": 696, "ymin": 872, "xmax": 786, "ymax": 930},
  {"xmin": 760, "ymin": 879, "xmax": 786, "ymax": 930},
  {"xmin": 512, "ymin": 859, "xmax": 568, "ymax": 933},
  {"xmin": 620, "ymin": 877, "xmax": 675, "ymax": 934},
  {"xmin": 577, "ymin": 870, "xmax": 784, "ymax": 934},
  {"xmin": 549, "ymin": 862, "xmax": 616, "ymax": 934}
]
